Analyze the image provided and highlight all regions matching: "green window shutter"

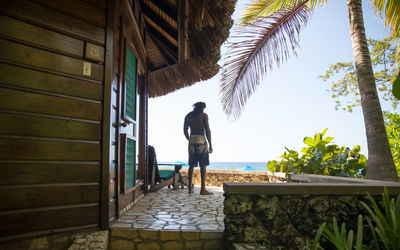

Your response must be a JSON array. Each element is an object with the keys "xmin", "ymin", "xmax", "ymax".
[
  {"xmin": 125, "ymin": 46, "xmax": 137, "ymax": 121},
  {"xmin": 125, "ymin": 137, "xmax": 136, "ymax": 190}
]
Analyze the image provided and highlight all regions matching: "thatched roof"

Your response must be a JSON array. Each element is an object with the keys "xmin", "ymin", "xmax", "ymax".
[{"xmin": 141, "ymin": 0, "xmax": 237, "ymax": 97}]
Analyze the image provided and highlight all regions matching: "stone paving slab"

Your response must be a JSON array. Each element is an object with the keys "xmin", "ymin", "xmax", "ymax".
[
  {"xmin": 111, "ymin": 186, "xmax": 224, "ymax": 232},
  {"xmin": 68, "ymin": 230, "xmax": 108, "ymax": 250}
]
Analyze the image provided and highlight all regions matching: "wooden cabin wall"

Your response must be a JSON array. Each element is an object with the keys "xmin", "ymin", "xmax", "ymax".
[{"xmin": 0, "ymin": 0, "xmax": 107, "ymax": 240}]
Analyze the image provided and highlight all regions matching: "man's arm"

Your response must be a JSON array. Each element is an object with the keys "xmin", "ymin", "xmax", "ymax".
[
  {"xmin": 183, "ymin": 115, "xmax": 190, "ymax": 141},
  {"xmin": 204, "ymin": 114, "xmax": 212, "ymax": 153}
]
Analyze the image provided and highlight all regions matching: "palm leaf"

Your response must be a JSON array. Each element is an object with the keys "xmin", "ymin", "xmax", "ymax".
[
  {"xmin": 241, "ymin": 0, "xmax": 274, "ymax": 24},
  {"xmin": 241, "ymin": 0, "xmax": 327, "ymax": 24},
  {"xmin": 220, "ymin": 2, "xmax": 311, "ymax": 119},
  {"xmin": 370, "ymin": 0, "xmax": 400, "ymax": 64}
]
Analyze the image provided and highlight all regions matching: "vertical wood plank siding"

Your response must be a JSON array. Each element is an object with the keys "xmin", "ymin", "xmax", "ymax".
[{"xmin": 0, "ymin": 0, "xmax": 107, "ymax": 240}]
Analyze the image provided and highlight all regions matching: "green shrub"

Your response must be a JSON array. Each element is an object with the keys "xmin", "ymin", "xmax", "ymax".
[
  {"xmin": 267, "ymin": 129, "xmax": 367, "ymax": 177},
  {"xmin": 384, "ymin": 112, "xmax": 400, "ymax": 175},
  {"xmin": 307, "ymin": 188, "xmax": 400, "ymax": 249}
]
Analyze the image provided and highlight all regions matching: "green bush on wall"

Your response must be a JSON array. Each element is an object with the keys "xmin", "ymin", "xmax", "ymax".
[{"xmin": 267, "ymin": 129, "xmax": 367, "ymax": 178}]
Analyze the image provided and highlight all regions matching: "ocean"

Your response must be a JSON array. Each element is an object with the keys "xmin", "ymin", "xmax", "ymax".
[{"xmin": 160, "ymin": 162, "xmax": 268, "ymax": 172}]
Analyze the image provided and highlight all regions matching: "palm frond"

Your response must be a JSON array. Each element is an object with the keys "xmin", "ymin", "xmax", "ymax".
[
  {"xmin": 241, "ymin": 0, "xmax": 327, "ymax": 25},
  {"xmin": 370, "ymin": 0, "xmax": 400, "ymax": 64},
  {"xmin": 241, "ymin": 0, "xmax": 274, "ymax": 24},
  {"xmin": 220, "ymin": 2, "xmax": 311, "ymax": 119}
]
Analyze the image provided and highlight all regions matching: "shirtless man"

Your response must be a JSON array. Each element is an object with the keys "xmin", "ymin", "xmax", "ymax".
[{"xmin": 183, "ymin": 102, "xmax": 213, "ymax": 195}]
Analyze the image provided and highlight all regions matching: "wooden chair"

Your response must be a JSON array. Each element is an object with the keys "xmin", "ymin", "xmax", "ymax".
[{"xmin": 147, "ymin": 145, "xmax": 190, "ymax": 192}]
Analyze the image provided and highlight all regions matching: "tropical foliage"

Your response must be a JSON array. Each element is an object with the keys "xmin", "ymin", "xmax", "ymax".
[
  {"xmin": 394, "ymin": 75, "xmax": 400, "ymax": 100},
  {"xmin": 220, "ymin": 1, "xmax": 311, "ymax": 119},
  {"xmin": 319, "ymin": 37, "xmax": 399, "ymax": 112},
  {"xmin": 220, "ymin": 0, "xmax": 317, "ymax": 119},
  {"xmin": 221, "ymin": 0, "xmax": 399, "ymax": 181},
  {"xmin": 369, "ymin": 0, "xmax": 400, "ymax": 65},
  {"xmin": 307, "ymin": 189, "xmax": 400, "ymax": 249},
  {"xmin": 384, "ymin": 112, "xmax": 400, "ymax": 175},
  {"xmin": 267, "ymin": 129, "xmax": 367, "ymax": 177},
  {"xmin": 220, "ymin": 0, "xmax": 400, "ymax": 119},
  {"xmin": 317, "ymin": 216, "xmax": 364, "ymax": 250}
]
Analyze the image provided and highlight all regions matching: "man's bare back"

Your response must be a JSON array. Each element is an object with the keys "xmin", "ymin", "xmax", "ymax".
[{"xmin": 185, "ymin": 112, "xmax": 206, "ymax": 134}]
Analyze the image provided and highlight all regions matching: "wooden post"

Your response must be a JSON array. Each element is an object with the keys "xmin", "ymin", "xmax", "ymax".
[
  {"xmin": 141, "ymin": 74, "xmax": 149, "ymax": 193},
  {"xmin": 100, "ymin": 0, "xmax": 115, "ymax": 229},
  {"xmin": 138, "ymin": 76, "xmax": 147, "ymax": 190}
]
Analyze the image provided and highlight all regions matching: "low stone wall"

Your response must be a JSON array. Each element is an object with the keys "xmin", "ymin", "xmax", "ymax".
[
  {"xmin": 110, "ymin": 229, "xmax": 224, "ymax": 249},
  {"xmin": 0, "ymin": 229, "xmax": 108, "ymax": 250},
  {"xmin": 68, "ymin": 230, "xmax": 108, "ymax": 250},
  {"xmin": 223, "ymin": 182, "xmax": 400, "ymax": 249},
  {"xmin": 160, "ymin": 168, "xmax": 287, "ymax": 187}
]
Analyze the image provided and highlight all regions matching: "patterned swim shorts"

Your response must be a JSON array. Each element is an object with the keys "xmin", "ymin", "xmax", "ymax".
[{"xmin": 188, "ymin": 135, "xmax": 209, "ymax": 167}]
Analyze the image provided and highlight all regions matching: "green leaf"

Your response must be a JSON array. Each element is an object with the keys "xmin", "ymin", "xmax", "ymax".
[
  {"xmin": 267, "ymin": 160, "xmax": 278, "ymax": 172},
  {"xmin": 355, "ymin": 215, "xmax": 363, "ymax": 250},
  {"xmin": 393, "ymin": 74, "xmax": 400, "ymax": 100},
  {"xmin": 352, "ymin": 145, "xmax": 361, "ymax": 153},
  {"xmin": 366, "ymin": 218, "xmax": 379, "ymax": 249},
  {"xmin": 304, "ymin": 137, "xmax": 317, "ymax": 147},
  {"xmin": 335, "ymin": 147, "xmax": 350, "ymax": 164},
  {"xmin": 346, "ymin": 229, "xmax": 354, "ymax": 249},
  {"xmin": 308, "ymin": 224, "xmax": 324, "ymax": 250},
  {"xmin": 324, "ymin": 136, "xmax": 334, "ymax": 144},
  {"xmin": 361, "ymin": 192, "xmax": 392, "ymax": 249}
]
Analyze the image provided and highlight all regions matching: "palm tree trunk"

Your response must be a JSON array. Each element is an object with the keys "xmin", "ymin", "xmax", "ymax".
[{"xmin": 347, "ymin": 0, "xmax": 398, "ymax": 181}]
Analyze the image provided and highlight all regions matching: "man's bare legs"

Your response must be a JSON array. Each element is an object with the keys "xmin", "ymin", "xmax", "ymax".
[
  {"xmin": 188, "ymin": 165, "xmax": 194, "ymax": 194},
  {"xmin": 188, "ymin": 165, "xmax": 212, "ymax": 195},
  {"xmin": 200, "ymin": 165, "xmax": 212, "ymax": 195}
]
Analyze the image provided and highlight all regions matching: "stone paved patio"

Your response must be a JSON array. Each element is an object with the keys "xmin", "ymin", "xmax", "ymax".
[{"xmin": 111, "ymin": 186, "xmax": 225, "ymax": 232}]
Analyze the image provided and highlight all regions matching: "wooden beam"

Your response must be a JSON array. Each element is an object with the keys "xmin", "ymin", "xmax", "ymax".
[
  {"xmin": 148, "ymin": 34, "xmax": 176, "ymax": 66},
  {"xmin": 178, "ymin": 0, "xmax": 188, "ymax": 62},
  {"xmin": 142, "ymin": 0, "xmax": 177, "ymax": 20},
  {"xmin": 146, "ymin": 23, "xmax": 178, "ymax": 63},
  {"xmin": 141, "ymin": 3, "xmax": 177, "ymax": 40}
]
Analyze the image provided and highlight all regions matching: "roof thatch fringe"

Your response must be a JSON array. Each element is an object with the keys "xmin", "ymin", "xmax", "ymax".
[{"xmin": 148, "ymin": 0, "xmax": 236, "ymax": 97}]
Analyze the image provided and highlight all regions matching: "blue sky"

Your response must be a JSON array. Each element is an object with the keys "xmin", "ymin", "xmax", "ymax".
[{"xmin": 148, "ymin": 0, "xmax": 396, "ymax": 163}]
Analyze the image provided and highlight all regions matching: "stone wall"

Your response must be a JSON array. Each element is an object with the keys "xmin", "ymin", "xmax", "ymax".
[
  {"xmin": 109, "ymin": 229, "xmax": 224, "ymax": 249},
  {"xmin": 223, "ymin": 182, "xmax": 400, "ymax": 249},
  {"xmin": 166, "ymin": 169, "xmax": 287, "ymax": 187},
  {"xmin": 224, "ymin": 193, "xmax": 373, "ymax": 249},
  {"xmin": 0, "ymin": 229, "xmax": 108, "ymax": 250}
]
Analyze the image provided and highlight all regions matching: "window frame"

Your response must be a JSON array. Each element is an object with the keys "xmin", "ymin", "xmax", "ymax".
[
  {"xmin": 121, "ymin": 38, "xmax": 138, "ymax": 125},
  {"xmin": 120, "ymin": 133, "xmax": 136, "ymax": 194}
]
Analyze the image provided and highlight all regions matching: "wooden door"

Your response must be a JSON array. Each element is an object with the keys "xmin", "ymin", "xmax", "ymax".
[
  {"xmin": 120, "ymin": 38, "xmax": 139, "ymax": 194},
  {"xmin": 108, "ymin": 0, "xmax": 147, "ymax": 221},
  {"xmin": 116, "ymin": 34, "xmax": 145, "ymax": 215}
]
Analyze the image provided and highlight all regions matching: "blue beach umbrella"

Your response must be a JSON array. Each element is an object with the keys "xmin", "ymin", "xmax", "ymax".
[{"xmin": 237, "ymin": 166, "xmax": 257, "ymax": 171}]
